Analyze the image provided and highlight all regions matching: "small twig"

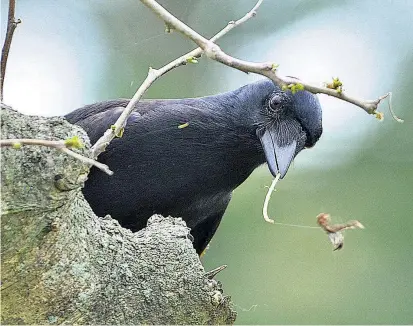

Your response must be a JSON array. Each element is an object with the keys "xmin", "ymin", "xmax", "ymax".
[
  {"xmin": 204, "ymin": 265, "xmax": 227, "ymax": 279},
  {"xmin": 91, "ymin": 0, "xmax": 264, "ymax": 158},
  {"xmin": 60, "ymin": 148, "xmax": 113, "ymax": 176},
  {"xmin": 140, "ymin": 0, "xmax": 397, "ymax": 117},
  {"xmin": 1, "ymin": 0, "xmax": 21, "ymax": 102},
  {"xmin": 0, "ymin": 138, "xmax": 113, "ymax": 175},
  {"xmin": 381, "ymin": 92, "xmax": 403, "ymax": 123},
  {"xmin": 1, "ymin": 138, "xmax": 67, "ymax": 148}
]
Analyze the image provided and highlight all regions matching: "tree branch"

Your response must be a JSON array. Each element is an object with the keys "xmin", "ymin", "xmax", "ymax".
[
  {"xmin": 140, "ymin": 0, "xmax": 398, "ymax": 117},
  {"xmin": 91, "ymin": 0, "xmax": 264, "ymax": 158},
  {"xmin": 0, "ymin": 138, "xmax": 113, "ymax": 175},
  {"xmin": 1, "ymin": 0, "xmax": 21, "ymax": 102}
]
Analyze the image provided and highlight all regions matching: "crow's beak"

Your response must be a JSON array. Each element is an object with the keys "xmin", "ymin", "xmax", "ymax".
[{"xmin": 257, "ymin": 121, "xmax": 305, "ymax": 179}]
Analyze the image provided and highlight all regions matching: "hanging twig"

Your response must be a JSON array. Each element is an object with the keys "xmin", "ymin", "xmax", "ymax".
[{"xmin": 317, "ymin": 213, "xmax": 364, "ymax": 250}]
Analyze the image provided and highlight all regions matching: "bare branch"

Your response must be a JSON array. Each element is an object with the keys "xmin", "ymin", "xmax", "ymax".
[
  {"xmin": 1, "ymin": 138, "xmax": 66, "ymax": 148},
  {"xmin": 0, "ymin": 138, "xmax": 113, "ymax": 175},
  {"xmin": 1, "ymin": 0, "xmax": 21, "ymax": 102},
  {"xmin": 140, "ymin": 0, "xmax": 398, "ymax": 118},
  {"xmin": 91, "ymin": 0, "xmax": 264, "ymax": 158}
]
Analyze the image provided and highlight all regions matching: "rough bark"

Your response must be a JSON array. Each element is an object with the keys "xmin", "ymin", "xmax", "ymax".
[{"xmin": 0, "ymin": 105, "xmax": 236, "ymax": 325}]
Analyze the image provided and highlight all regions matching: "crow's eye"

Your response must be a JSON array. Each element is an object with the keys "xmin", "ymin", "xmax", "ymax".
[
  {"xmin": 267, "ymin": 92, "xmax": 291, "ymax": 116},
  {"xmin": 269, "ymin": 94, "xmax": 283, "ymax": 109}
]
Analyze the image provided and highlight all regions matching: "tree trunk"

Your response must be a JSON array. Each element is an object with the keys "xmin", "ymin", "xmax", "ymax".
[{"xmin": 1, "ymin": 105, "xmax": 236, "ymax": 325}]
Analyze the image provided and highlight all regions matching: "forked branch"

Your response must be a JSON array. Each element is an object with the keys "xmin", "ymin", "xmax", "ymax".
[
  {"xmin": 91, "ymin": 0, "xmax": 264, "ymax": 158},
  {"xmin": 140, "ymin": 0, "xmax": 399, "ymax": 119},
  {"xmin": 93, "ymin": 0, "xmax": 401, "ymax": 158}
]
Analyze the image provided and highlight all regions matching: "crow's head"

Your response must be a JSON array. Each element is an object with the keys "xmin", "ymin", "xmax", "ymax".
[{"xmin": 244, "ymin": 80, "xmax": 323, "ymax": 178}]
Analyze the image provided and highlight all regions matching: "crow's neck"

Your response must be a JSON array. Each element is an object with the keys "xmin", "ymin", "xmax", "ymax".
[{"xmin": 186, "ymin": 91, "xmax": 270, "ymax": 191}]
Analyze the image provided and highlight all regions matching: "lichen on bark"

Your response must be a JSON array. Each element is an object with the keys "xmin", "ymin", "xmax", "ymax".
[{"xmin": 1, "ymin": 105, "xmax": 236, "ymax": 325}]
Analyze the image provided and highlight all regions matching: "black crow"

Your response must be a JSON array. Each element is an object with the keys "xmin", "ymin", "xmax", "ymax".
[{"xmin": 66, "ymin": 79, "xmax": 322, "ymax": 254}]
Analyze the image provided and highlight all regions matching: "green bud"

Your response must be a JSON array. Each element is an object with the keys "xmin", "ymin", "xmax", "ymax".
[
  {"xmin": 64, "ymin": 136, "xmax": 83, "ymax": 149},
  {"xmin": 165, "ymin": 23, "xmax": 174, "ymax": 34},
  {"xmin": 115, "ymin": 127, "xmax": 124, "ymax": 138},
  {"xmin": 271, "ymin": 63, "xmax": 279, "ymax": 71},
  {"xmin": 186, "ymin": 57, "xmax": 198, "ymax": 64},
  {"xmin": 375, "ymin": 111, "xmax": 384, "ymax": 121},
  {"xmin": 12, "ymin": 142, "xmax": 22, "ymax": 149},
  {"xmin": 326, "ymin": 77, "xmax": 343, "ymax": 91},
  {"xmin": 295, "ymin": 83, "xmax": 305, "ymax": 91}
]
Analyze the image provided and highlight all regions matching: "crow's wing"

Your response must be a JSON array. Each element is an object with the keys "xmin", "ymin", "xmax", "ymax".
[
  {"xmin": 65, "ymin": 99, "xmax": 172, "ymax": 144},
  {"xmin": 65, "ymin": 98, "xmax": 221, "ymax": 144}
]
